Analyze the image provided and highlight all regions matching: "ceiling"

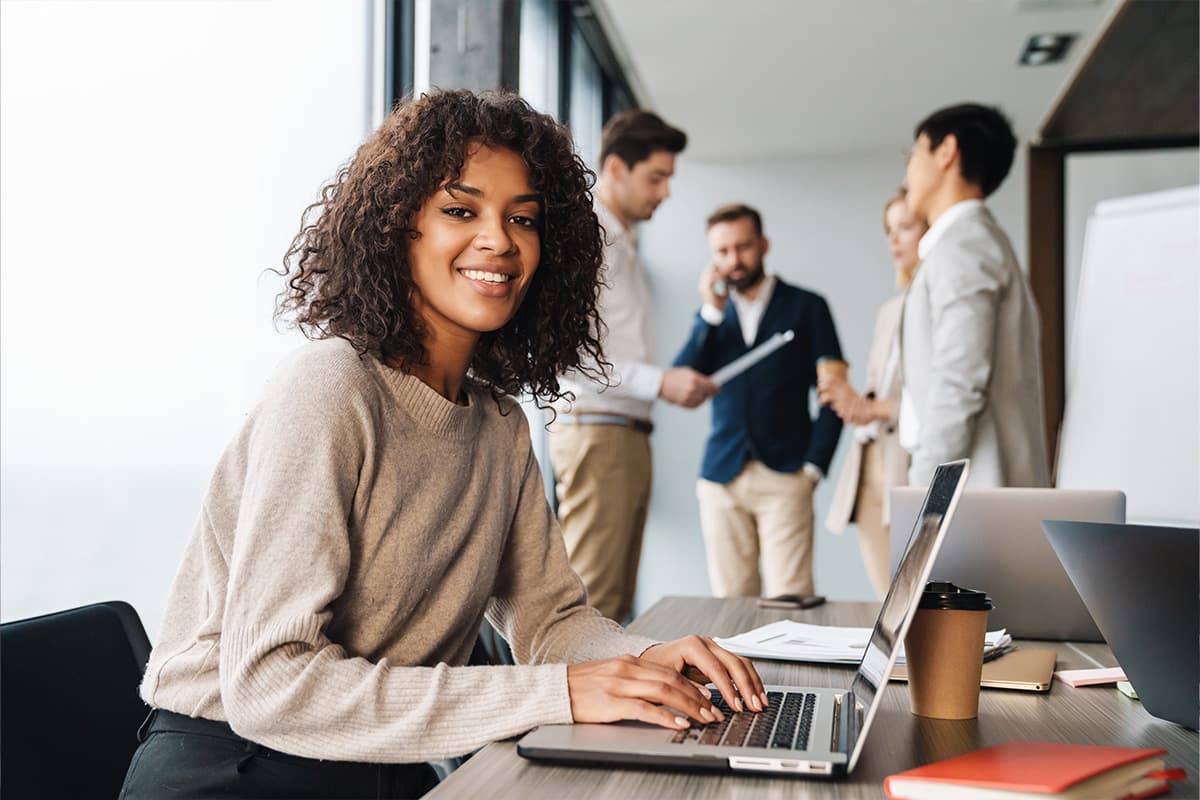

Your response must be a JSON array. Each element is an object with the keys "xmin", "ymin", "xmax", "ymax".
[{"xmin": 593, "ymin": 0, "xmax": 1122, "ymax": 159}]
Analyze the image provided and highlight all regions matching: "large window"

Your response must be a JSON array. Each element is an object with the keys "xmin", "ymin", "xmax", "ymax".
[{"xmin": 0, "ymin": 1, "xmax": 377, "ymax": 635}]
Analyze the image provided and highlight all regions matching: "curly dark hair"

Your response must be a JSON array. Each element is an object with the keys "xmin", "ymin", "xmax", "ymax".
[{"xmin": 276, "ymin": 89, "xmax": 608, "ymax": 404}]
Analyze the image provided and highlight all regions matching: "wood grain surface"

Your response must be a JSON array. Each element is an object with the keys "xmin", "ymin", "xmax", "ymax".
[{"xmin": 427, "ymin": 597, "xmax": 1198, "ymax": 798}]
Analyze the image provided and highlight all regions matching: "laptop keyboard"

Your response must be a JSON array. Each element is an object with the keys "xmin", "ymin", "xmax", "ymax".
[{"xmin": 669, "ymin": 691, "xmax": 817, "ymax": 750}]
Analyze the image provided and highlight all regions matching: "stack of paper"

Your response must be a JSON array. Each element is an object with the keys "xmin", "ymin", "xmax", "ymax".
[{"xmin": 714, "ymin": 620, "xmax": 1012, "ymax": 665}]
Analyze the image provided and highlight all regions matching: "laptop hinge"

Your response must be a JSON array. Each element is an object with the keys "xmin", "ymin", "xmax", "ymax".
[{"xmin": 832, "ymin": 691, "xmax": 856, "ymax": 754}]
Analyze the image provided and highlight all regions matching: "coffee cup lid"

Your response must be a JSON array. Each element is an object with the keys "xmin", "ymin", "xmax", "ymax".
[{"xmin": 918, "ymin": 581, "xmax": 993, "ymax": 611}]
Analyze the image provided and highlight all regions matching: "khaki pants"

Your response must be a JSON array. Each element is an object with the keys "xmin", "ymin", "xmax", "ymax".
[
  {"xmin": 549, "ymin": 423, "xmax": 651, "ymax": 623},
  {"xmin": 696, "ymin": 461, "xmax": 815, "ymax": 598},
  {"xmin": 853, "ymin": 441, "xmax": 892, "ymax": 599}
]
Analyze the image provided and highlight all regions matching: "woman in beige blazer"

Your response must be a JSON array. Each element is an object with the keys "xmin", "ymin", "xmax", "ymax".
[{"xmin": 820, "ymin": 191, "xmax": 926, "ymax": 597}]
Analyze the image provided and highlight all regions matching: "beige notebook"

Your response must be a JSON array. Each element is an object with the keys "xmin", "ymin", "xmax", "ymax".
[{"xmin": 890, "ymin": 648, "xmax": 1057, "ymax": 692}]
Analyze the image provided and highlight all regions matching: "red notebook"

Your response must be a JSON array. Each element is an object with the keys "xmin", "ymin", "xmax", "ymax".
[{"xmin": 884, "ymin": 741, "xmax": 1181, "ymax": 800}]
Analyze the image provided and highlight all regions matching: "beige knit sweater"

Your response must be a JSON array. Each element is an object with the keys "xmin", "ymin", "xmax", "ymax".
[{"xmin": 141, "ymin": 339, "xmax": 657, "ymax": 763}]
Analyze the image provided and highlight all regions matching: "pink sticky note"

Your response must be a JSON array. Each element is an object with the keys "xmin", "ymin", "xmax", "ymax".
[{"xmin": 1053, "ymin": 667, "xmax": 1128, "ymax": 687}]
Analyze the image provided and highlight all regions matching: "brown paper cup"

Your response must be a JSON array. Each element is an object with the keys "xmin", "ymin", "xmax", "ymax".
[
  {"xmin": 904, "ymin": 608, "xmax": 988, "ymax": 719},
  {"xmin": 815, "ymin": 357, "xmax": 848, "ymax": 383}
]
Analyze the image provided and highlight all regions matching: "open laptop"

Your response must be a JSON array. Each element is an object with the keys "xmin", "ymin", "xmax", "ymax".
[
  {"xmin": 518, "ymin": 460, "xmax": 969, "ymax": 778},
  {"xmin": 1043, "ymin": 520, "xmax": 1199, "ymax": 730},
  {"xmin": 890, "ymin": 488, "xmax": 1125, "ymax": 641}
]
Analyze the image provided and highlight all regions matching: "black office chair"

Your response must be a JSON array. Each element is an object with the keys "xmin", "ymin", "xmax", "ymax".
[{"xmin": 1, "ymin": 600, "xmax": 152, "ymax": 799}]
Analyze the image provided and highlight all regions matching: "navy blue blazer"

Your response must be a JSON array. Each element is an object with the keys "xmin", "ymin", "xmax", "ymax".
[{"xmin": 673, "ymin": 279, "xmax": 844, "ymax": 484}]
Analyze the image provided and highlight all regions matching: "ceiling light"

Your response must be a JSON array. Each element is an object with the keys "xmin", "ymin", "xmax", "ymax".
[{"xmin": 1019, "ymin": 32, "xmax": 1077, "ymax": 65}]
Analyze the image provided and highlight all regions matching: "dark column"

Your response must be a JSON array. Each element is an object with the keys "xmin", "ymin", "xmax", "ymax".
[
  {"xmin": 1026, "ymin": 145, "xmax": 1066, "ymax": 477},
  {"xmin": 428, "ymin": 0, "xmax": 521, "ymax": 92}
]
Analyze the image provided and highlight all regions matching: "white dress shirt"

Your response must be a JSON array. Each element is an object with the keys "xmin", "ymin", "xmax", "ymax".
[
  {"xmin": 899, "ymin": 198, "xmax": 985, "ymax": 452},
  {"xmin": 556, "ymin": 199, "xmax": 662, "ymax": 421},
  {"xmin": 699, "ymin": 273, "xmax": 776, "ymax": 345}
]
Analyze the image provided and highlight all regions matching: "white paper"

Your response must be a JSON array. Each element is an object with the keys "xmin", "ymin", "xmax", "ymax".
[
  {"xmin": 710, "ymin": 329, "xmax": 795, "ymax": 387},
  {"xmin": 714, "ymin": 620, "xmax": 1011, "ymax": 665}
]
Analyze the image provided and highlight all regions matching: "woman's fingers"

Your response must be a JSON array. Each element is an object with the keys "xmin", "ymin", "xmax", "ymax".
[
  {"xmin": 643, "ymin": 636, "xmax": 768, "ymax": 714},
  {"xmin": 610, "ymin": 675, "xmax": 717, "ymax": 725},
  {"xmin": 687, "ymin": 636, "xmax": 767, "ymax": 713},
  {"xmin": 567, "ymin": 656, "xmax": 722, "ymax": 728},
  {"xmin": 567, "ymin": 642, "xmax": 771, "ymax": 732},
  {"xmin": 620, "ymin": 698, "xmax": 691, "ymax": 730}
]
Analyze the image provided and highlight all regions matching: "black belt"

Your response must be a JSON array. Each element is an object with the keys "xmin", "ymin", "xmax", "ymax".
[
  {"xmin": 140, "ymin": 708, "xmax": 288, "ymax": 774},
  {"xmin": 556, "ymin": 413, "xmax": 653, "ymax": 434},
  {"xmin": 141, "ymin": 708, "xmax": 253, "ymax": 743}
]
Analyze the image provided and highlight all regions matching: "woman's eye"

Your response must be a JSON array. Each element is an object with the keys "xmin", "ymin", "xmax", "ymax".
[
  {"xmin": 510, "ymin": 215, "xmax": 539, "ymax": 229},
  {"xmin": 442, "ymin": 206, "xmax": 472, "ymax": 218}
]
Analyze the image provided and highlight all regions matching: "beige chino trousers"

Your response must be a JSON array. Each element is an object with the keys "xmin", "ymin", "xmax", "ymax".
[
  {"xmin": 549, "ymin": 423, "xmax": 651, "ymax": 623},
  {"xmin": 697, "ymin": 461, "xmax": 815, "ymax": 598}
]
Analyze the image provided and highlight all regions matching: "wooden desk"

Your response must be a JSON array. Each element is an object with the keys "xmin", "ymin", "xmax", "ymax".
[{"xmin": 428, "ymin": 597, "xmax": 1198, "ymax": 798}]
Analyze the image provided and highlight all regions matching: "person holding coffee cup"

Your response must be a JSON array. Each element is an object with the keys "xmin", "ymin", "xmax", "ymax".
[
  {"xmin": 821, "ymin": 190, "xmax": 927, "ymax": 599},
  {"xmin": 673, "ymin": 203, "xmax": 844, "ymax": 602}
]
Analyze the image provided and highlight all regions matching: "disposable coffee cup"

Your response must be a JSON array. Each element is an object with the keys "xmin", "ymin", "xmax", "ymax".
[
  {"xmin": 904, "ymin": 581, "xmax": 993, "ymax": 720},
  {"xmin": 815, "ymin": 356, "xmax": 848, "ymax": 384}
]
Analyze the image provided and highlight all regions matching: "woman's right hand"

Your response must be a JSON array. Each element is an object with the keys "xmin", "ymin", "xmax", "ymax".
[
  {"xmin": 818, "ymin": 378, "xmax": 880, "ymax": 425},
  {"xmin": 567, "ymin": 655, "xmax": 724, "ymax": 730}
]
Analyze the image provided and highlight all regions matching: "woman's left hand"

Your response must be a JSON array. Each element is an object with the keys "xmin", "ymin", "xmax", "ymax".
[{"xmin": 640, "ymin": 635, "xmax": 768, "ymax": 713}]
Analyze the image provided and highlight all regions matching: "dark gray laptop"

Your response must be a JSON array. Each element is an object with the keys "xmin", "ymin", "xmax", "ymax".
[
  {"xmin": 518, "ymin": 460, "xmax": 970, "ymax": 778},
  {"xmin": 1042, "ymin": 520, "xmax": 1198, "ymax": 730},
  {"xmin": 890, "ymin": 488, "xmax": 1125, "ymax": 641}
]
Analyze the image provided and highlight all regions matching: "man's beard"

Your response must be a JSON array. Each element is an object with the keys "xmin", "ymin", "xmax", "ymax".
[{"xmin": 729, "ymin": 262, "xmax": 765, "ymax": 292}]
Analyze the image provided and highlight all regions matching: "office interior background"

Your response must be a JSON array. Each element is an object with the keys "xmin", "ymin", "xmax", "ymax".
[{"xmin": 1, "ymin": 0, "xmax": 1196, "ymax": 638}]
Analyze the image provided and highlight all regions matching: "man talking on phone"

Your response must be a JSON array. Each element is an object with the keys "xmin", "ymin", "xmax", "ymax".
[{"xmin": 673, "ymin": 203, "xmax": 843, "ymax": 602}]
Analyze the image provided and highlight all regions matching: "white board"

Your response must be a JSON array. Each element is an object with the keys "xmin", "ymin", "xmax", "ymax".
[{"xmin": 1056, "ymin": 186, "xmax": 1199, "ymax": 526}]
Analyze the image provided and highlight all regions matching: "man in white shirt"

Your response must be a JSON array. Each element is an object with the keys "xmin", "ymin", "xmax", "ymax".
[
  {"xmin": 551, "ymin": 110, "xmax": 716, "ymax": 623},
  {"xmin": 899, "ymin": 103, "xmax": 1049, "ymax": 488}
]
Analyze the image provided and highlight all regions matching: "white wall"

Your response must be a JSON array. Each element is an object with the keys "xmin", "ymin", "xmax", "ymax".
[
  {"xmin": 1063, "ymin": 148, "xmax": 1199, "ymax": 361},
  {"xmin": 0, "ymin": 1, "xmax": 373, "ymax": 637},
  {"xmin": 632, "ymin": 149, "xmax": 1028, "ymax": 612}
]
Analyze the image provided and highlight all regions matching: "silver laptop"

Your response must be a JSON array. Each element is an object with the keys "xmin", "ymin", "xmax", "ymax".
[
  {"xmin": 518, "ymin": 460, "xmax": 969, "ymax": 778},
  {"xmin": 1043, "ymin": 520, "xmax": 1199, "ymax": 729},
  {"xmin": 890, "ymin": 488, "xmax": 1125, "ymax": 641}
]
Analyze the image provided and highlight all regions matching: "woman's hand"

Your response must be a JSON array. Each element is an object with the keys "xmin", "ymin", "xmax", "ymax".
[
  {"xmin": 567, "ymin": 655, "xmax": 724, "ymax": 729},
  {"xmin": 640, "ymin": 635, "xmax": 767, "ymax": 714},
  {"xmin": 818, "ymin": 377, "xmax": 877, "ymax": 426}
]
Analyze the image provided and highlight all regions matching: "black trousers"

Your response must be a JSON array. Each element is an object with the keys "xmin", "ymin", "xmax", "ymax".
[{"xmin": 119, "ymin": 710, "xmax": 439, "ymax": 799}]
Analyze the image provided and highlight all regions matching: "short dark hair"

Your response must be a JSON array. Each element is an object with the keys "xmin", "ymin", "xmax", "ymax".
[
  {"xmin": 915, "ymin": 103, "xmax": 1016, "ymax": 197},
  {"xmin": 706, "ymin": 203, "xmax": 763, "ymax": 236},
  {"xmin": 599, "ymin": 110, "xmax": 687, "ymax": 169}
]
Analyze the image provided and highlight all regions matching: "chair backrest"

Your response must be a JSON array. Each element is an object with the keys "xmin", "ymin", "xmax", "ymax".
[{"xmin": 1, "ymin": 601, "xmax": 152, "ymax": 799}]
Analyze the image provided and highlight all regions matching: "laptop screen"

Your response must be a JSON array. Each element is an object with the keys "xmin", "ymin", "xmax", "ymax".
[{"xmin": 846, "ymin": 459, "xmax": 968, "ymax": 770}]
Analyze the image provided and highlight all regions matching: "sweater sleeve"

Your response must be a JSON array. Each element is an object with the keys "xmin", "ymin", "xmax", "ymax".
[
  {"xmin": 487, "ymin": 422, "xmax": 659, "ymax": 664},
  {"xmin": 216, "ymin": 359, "xmax": 617, "ymax": 763}
]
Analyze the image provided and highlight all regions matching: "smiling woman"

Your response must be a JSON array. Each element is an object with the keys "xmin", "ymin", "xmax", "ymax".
[
  {"xmin": 276, "ymin": 90, "xmax": 607, "ymax": 406},
  {"xmin": 120, "ymin": 90, "xmax": 766, "ymax": 800}
]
